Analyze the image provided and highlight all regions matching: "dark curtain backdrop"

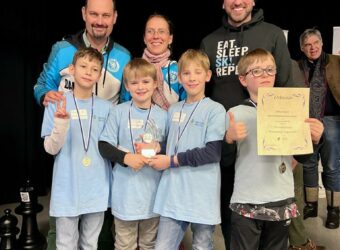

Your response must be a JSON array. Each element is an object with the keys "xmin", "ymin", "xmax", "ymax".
[{"xmin": 0, "ymin": 0, "xmax": 338, "ymax": 204}]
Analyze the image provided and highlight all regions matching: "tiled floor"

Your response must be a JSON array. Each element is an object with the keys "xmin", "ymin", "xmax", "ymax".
[{"xmin": 1, "ymin": 194, "xmax": 339, "ymax": 250}]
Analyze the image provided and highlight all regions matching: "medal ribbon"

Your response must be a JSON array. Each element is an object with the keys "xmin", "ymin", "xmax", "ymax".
[
  {"xmin": 128, "ymin": 101, "xmax": 152, "ymax": 153},
  {"xmin": 174, "ymin": 98, "xmax": 205, "ymax": 154},
  {"xmin": 72, "ymin": 93, "xmax": 94, "ymax": 154}
]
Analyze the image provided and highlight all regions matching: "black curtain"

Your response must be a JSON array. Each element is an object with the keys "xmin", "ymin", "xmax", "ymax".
[{"xmin": 0, "ymin": 0, "xmax": 339, "ymax": 204}]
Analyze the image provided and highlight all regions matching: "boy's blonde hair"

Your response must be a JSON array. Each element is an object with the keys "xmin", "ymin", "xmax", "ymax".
[
  {"xmin": 123, "ymin": 58, "xmax": 157, "ymax": 83},
  {"xmin": 72, "ymin": 47, "xmax": 104, "ymax": 68},
  {"xmin": 178, "ymin": 49, "xmax": 210, "ymax": 73},
  {"xmin": 237, "ymin": 48, "xmax": 275, "ymax": 76}
]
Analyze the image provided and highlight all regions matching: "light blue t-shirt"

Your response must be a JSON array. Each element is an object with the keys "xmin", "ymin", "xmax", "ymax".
[
  {"xmin": 100, "ymin": 101, "xmax": 168, "ymax": 220},
  {"xmin": 228, "ymin": 105, "xmax": 294, "ymax": 205},
  {"xmin": 153, "ymin": 97, "xmax": 227, "ymax": 225},
  {"xmin": 41, "ymin": 92, "xmax": 112, "ymax": 217}
]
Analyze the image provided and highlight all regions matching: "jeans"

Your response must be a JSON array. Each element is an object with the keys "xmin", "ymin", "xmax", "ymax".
[
  {"xmin": 56, "ymin": 212, "xmax": 104, "ymax": 250},
  {"xmin": 303, "ymin": 115, "xmax": 340, "ymax": 191},
  {"xmin": 155, "ymin": 216, "xmax": 215, "ymax": 250}
]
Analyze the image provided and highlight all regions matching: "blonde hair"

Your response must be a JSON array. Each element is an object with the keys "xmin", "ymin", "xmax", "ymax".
[
  {"xmin": 178, "ymin": 49, "xmax": 210, "ymax": 73},
  {"xmin": 123, "ymin": 58, "xmax": 157, "ymax": 83},
  {"xmin": 237, "ymin": 48, "xmax": 275, "ymax": 76}
]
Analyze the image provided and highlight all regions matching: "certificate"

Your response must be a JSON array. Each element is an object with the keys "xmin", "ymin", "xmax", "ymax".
[{"xmin": 257, "ymin": 87, "xmax": 312, "ymax": 155}]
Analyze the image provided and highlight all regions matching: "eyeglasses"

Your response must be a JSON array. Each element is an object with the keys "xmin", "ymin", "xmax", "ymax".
[
  {"xmin": 245, "ymin": 67, "xmax": 277, "ymax": 77},
  {"xmin": 145, "ymin": 29, "xmax": 169, "ymax": 36}
]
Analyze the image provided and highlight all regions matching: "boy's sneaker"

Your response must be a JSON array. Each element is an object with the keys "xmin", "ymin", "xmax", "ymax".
[{"xmin": 289, "ymin": 239, "xmax": 325, "ymax": 250}]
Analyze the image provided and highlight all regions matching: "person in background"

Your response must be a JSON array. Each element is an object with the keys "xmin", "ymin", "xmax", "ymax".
[
  {"xmin": 120, "ymin": 13, "xmax": 186, "ymax": 109},
  {"xmin": 288, "ymin": 59, "xmax": 325, "ymax": 250},
  {"xmin": 225, "ymin": 48, "xmax": 324, "ymax": 250},
  {"xmin": 148, "ymin": 49, "xmax": 227, "ymax": 250},
  {"xmin": 99, "ymin": 58, "xmax": 168, "ymax": 250},
  {"xmin": 34, "ymin": 0, "xmax": 131, "ymax": 249},
  {"xmin": 41, "ymin": 47, "xmax": 112, "ymax": 250},
  {"xmin": 200, "ymin": 0, "xmax": 292, "ymax": 247},
  {"xmin": 298, "ymin": 28, "xmax": 340, "ymax": 230}
]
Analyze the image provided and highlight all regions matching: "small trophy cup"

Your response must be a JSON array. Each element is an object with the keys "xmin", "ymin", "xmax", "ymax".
[{"xmin": 141, "ymin": 119, "xmax": 159, "ymax": 158}]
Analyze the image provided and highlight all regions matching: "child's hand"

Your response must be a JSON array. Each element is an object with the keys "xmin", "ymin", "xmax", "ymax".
[
  {"xmin": 54, "ymin": 96, "xmax": 69, "ymax": 119},
  {"xmin": 225, "ymin": 112, "xmax": 247, "ymax": 143},
  {"xmin": 305, "ymin": 118, "xmax": 324, "ymax": 144},
  {"xmin": 124, "ymin": 153, "xmax": 148, "ymax": 171},
  {"xmin": 148, "ymin": 155, "xmax": 170, "ymax": 170}
]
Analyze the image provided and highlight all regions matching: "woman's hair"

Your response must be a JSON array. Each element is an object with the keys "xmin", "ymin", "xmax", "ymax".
[{"xmin": 145, "ymin": 13, "xmax": 174, "ymax": 35}]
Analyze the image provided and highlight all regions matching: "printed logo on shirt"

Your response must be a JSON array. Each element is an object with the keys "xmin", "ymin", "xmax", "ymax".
[
  {"xmin": 215, "ymin": 39, "xmax": 248, "ymax": 77},
  {"xmin": 70, "ymin": 109, "xmax": 88, "ymax": 120},
  {"xmin": 169, "ymin": 70, "xmax": 178, "ymax": 84},
  {"xmin": 59, "ymin": 68, "xmax": 74, "ymax": 92},
  {"xmin": 172, "ymin": 112, "xmax": 186, "ymax": 122},
  {"xmin": 108, "ymin": 59, "xmax": 119, "ymax": 73},
  {"xmin": 191, "ymin": 119, "xmax": 205, "ymax": 127}
]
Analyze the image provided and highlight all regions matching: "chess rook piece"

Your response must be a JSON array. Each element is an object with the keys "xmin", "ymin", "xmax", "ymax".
[
  {"xmin": 0, "ymin": 209, "xmax": 20, "ymax": 250},
  {"xmin": 15, "ymin": 180, "xmax": 46, "ymax": 250}
]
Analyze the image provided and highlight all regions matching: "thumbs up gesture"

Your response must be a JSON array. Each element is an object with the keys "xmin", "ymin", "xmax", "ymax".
[{"xmin": 225, "ymin": 112, "xmax": 247, "ymax": 143}]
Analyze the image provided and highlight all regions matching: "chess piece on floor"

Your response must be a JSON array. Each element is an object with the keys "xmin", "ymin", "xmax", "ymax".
[
  {"xmin": 0, "ymin": 209, "xmax": 20, "ymax": 250},
  {"xmin": 15, "ymin": 180, "xmax": 46, "ymax": 250}
]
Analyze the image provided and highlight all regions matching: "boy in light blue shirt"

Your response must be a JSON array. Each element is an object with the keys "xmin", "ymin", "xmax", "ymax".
[
  {"xmin": 148, "ymin": 49, "xmax": 227, "ymax": 250},
  {"xmin": 225, "ymin": 48, "xmax": 324, "ymax": 250},
  {"xmin": 41, "ymin": 47, "xmax": 112, "ymax": 250},
  {"xmin": 99, "ymin": 58, "xmax": 168, "ymax": 249}
]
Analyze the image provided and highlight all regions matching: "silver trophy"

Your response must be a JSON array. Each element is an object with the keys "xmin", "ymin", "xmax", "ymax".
[{"xmin": 141, "ymin": 119, "xmax": 159, "ymax": 158}]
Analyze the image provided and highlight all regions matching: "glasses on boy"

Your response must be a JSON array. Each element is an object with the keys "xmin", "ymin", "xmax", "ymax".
[{"xmin": 245, "ymin": 67, "xmax": 277, "ymax": 77}]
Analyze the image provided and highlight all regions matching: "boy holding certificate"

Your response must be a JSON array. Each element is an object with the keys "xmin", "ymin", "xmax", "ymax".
[
  {"xmin": 225, "ymin": 48, "xmax": 324, "ymax": 250},
  {"xmin": 41, "ymin": 47, "xmax": 112, "ymax": 249},
  {"xmin": 99, "ymin": 58, "xmax": 168, "ymax": 250}
]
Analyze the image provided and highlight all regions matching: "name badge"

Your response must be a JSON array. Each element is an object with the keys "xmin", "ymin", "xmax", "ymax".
[
  {"xmin": 70, "ymin": 109, "xmax": 88, "ymax": 120},
  {"xmin": 172, "ymin": 112, "xmax": 186, "ymax": 122},
  {"xmin": 129, "ymin": 119, "xmax": 144, "ymax": 129}
]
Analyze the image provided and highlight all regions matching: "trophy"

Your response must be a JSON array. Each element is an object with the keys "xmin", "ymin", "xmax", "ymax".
[{"xmin": 141, "ymin": 119, "xmax": 159, "ymax": 158}]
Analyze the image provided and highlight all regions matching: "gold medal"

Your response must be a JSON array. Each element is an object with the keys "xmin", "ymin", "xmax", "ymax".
[
  {"xmin": 143, "ymin": 133, "xmax": 153, "ymax": 143},
  {"xmin": 82, "ymin": 156, "xmax": 91, "ymax": 167},
  {"xmin": 279, "ymin": 162, "xmax": 286, "ymax": 174}
]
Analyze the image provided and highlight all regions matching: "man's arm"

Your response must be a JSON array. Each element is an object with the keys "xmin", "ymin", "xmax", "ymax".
[{"xmin": 33, "ymin": 43, "xmax": 64, "ymax": 106}]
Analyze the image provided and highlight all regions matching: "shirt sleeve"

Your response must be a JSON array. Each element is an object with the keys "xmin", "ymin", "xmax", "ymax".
[
  {"xmin": 98, "ymin": 141, "xmax": 127, "ymax": 167},
  {"xmin": 177, "ymin": 140, "xmax": 222, "ymax": 167},
  {"xmin": 44, "ymin": 117, "xmax": 70, "ymax": 155}
]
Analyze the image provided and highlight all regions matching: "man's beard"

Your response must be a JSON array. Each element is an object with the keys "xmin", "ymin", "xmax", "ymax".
[
  {"xmin": 229, "ymin": 9, "xmax": 252, "ymax": 25},
  {"xmin": 91, "ymin": 25, "xmax": 107, "ymax": 40}
]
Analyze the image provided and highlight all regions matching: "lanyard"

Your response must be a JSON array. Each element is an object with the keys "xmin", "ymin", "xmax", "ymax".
[
  {"xmin": 248, "ymin": 99, "xmax": 257, "ymax": 108},
  {"xmin": 174, "ymin": 98, "xmax": 205, "ymax": 154},
  {"xmin": 72, "ymin": 93, "xmax": 94, "ymax": 154},
  {"xmin": 128, "ymin": 101, "xmax": 152, "ymax": 153}
]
